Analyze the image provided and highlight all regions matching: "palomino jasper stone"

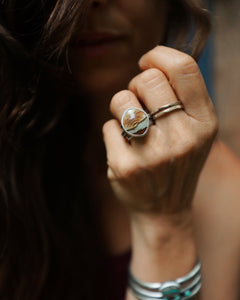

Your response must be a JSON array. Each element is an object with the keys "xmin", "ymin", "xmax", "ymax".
[{"xmin": 121, "ymin": 107, "xmax": 149, "ymax": 138}]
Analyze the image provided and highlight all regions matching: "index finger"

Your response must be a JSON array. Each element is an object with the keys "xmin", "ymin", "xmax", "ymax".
[{"xmin": 138, "ymin": 46, "xmax": 214, "ymax": 121}]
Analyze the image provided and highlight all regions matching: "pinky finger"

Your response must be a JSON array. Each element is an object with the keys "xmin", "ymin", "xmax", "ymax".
[{"xmin": 102, "ymin": 119, "xmax": 133, "ymax": 178}]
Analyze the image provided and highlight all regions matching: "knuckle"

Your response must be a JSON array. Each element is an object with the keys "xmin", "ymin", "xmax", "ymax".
[
  {"xmin": 113, "ymin": 158, "xmax": 140, "ymax": 180},
  {"xmin": 201, "ymin": 111, "xmax": 219, "ymax": 139},
  {"xmin": 107, "ymin": 167, "xmax": 115, "ymax": 181},
  {"xmin": 139, "ymin": 46, "xmax": 159, "ymax": 62},
  {"xmin": 128, "ymin": 76, "xmax": 137, "ymax": 90},
  {"xmin": 148, "ymin": 45, "xmax": 162, "ymax": 57},
  {"xmin": 102, "ymin": 119, "xmax": 114, "ymax": 136},
  {"xmin": 107, "ymin": 159, "xmax": 138, "ymax": 182},
  {"xmin": 129, "ymin": 68, "xmax": 166, "ymax": 93},
  {"xmin": 102, "ymin": 121, "xmax": 109, "ymax": 136},
  {"xmin": 175, "ymin": 54, "xmax": 199, "ymax": 76},
  {"xmin": 203, "ymin": 119, "xmax": 219, "ymax": 141},
  {"xmin": 110, "ymin": 90, "xmax": 132, "ymax": 112},
  {"xmin": 139, "ymin": 68, "xmax": 166, "ymax": 88},
  {"xmin": 118, "ymin": 162, "xmax": 137, "ymax": 179}
]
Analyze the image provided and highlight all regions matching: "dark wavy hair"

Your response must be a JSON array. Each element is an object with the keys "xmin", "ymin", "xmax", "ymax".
[{"xmin": 0, "ymin": 0, "xmax": 211, "ymax": 299}]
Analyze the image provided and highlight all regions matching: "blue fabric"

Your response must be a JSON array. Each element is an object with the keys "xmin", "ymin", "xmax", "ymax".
[
  {"xmin": 198, "ymin": 0, "xmax": 215, "ymax": 103},
  {"xmin": 198, "ymin": 34, "xmax": 214, "ymax": 103}
]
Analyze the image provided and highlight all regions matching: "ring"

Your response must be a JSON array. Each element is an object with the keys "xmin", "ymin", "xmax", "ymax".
[
  {"xmin": 121, "ymin": 102, "xmax": 184, "ymax": 141},
  {"xmin": 121, "ymin": 107, "xmax": 150, "ymax": 140},
  {"xmin": 149, "ymin": 101, "xmax": 183, "ymax": 122}
]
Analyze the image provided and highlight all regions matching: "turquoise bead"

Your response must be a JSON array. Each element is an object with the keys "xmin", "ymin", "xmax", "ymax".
[
  {"xmin": 162, "ymin": 288, "xmax": 180, "ymax": 296},
  {"xmin": 161, "ymin": 281, "xmax": 181, "ymax": 297},
  {"xmin": 184, "ymin": 290, "xmax": 191, "ymax": 296}
]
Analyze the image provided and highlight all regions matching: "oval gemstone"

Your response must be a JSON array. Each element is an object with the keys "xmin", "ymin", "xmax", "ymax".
[{"xmin": 121, "ymin": 108, "xmax": 149, "ymax": 137}]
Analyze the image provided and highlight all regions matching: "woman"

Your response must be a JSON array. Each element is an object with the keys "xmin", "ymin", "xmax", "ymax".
[{"xmin": 0, "ymin": 0, "xmax": 239, "ymax": 299}]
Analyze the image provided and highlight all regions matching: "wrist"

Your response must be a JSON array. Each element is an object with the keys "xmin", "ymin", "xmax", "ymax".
[
  {"xmin": 129, "ymin": 210, "xmax": 197, "ymax": 282},
  {"xmin": 130, "ymin": 210, "xmax": 194, "ymax": 250}
]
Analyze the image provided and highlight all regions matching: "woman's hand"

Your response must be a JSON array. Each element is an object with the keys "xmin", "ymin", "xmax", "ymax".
[
  {"xmin": 103, "ymin": 46, "xmax": 218, "ymax": 215},
  {"xmin": 103, "ymin": 46, "xmax": 218, "ymax": 299}
]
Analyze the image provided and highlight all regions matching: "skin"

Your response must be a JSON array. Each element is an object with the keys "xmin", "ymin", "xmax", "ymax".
[
  {"xmin": 71, "ymin": 0, "xmax": 168, "ymax": 95},
  {"xmin": 70, "ymin": 0, "xmax": 240, "ymax": 299},
  {"xmin": 70, "ymin": 0, "xmax": 168, "ymax": 131},
  {"xmin": 193, "ymin": 141, "xmax": 240, "ymax": 299}
]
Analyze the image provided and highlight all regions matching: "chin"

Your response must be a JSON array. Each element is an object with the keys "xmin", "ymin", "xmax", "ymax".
[{"xmin": 74, "ymin": 65, "xmax": 139, "ymax": 99}]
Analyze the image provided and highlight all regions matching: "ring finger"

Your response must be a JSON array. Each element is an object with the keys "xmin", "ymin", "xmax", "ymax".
[{"xmin": 110, "ymin": 89, "xmax": 153, "ymax": 141}]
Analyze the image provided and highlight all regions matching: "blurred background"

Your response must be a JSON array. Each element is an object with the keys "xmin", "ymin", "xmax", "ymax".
[
  {"xmin": 213, "ymin": 0, "xmax": 240, "ymax": 157},
  {"xmin": 200, "ymin": 0, "xmax": 240, "ymax": 157}
]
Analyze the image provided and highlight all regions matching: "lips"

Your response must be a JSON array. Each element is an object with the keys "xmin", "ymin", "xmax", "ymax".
[
  {"xmin": 72, "ymin": 32, "xmax": 123, "ymax": 47},
  {"xmin": 70, "ymin": 32, "xmax": 125, "ymax": 58}
]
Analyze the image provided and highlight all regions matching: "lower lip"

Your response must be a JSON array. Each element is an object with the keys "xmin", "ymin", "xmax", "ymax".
[{"xmin": 72, "ymin": 38, "xmax": 123, "ymax": 58}]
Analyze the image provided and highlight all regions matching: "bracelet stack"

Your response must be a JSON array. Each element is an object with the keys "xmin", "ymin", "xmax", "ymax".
[{"xmin": 128, "ymin": 260, "xmax": 201, "ymax": 300}]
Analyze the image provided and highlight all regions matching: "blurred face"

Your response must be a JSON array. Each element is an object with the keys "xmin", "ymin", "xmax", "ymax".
[{"xmin": 69, "ymin": 0, "xmax": 168, "ymax": 98}]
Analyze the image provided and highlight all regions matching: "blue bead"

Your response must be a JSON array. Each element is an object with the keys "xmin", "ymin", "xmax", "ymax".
[{"xmin": 184, "ymin": 290, "xmax": 191, "ymax": 296}]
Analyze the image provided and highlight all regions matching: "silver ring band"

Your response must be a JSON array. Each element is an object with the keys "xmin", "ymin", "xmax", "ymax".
[{"xmin": 149, "ymin": 101, "xmax": 184, "ymax": 121}]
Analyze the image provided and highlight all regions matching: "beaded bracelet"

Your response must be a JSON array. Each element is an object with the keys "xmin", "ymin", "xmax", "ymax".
[{"xmin": 128, "ymin": 259, "xmax": 201, "ymax": 300}]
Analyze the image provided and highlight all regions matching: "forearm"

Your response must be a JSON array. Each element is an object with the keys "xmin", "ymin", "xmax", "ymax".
[
  {"xmin": 125, "ymin": 211, "xmax": 199, "ymax": 300},
  {"xmin": 194, "ymin": 203, "xmax": 240, "ymax": 299}
]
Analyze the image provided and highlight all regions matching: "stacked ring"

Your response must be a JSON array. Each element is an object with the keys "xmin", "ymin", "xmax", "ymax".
[{"xmin": 149, "ymin": 101, "xmax": 184, "ymax": 122}]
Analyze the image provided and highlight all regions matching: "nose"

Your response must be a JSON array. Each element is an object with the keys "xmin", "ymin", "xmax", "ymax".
[{"xmin": 91, "ymin": 0, "xmax": 107, "ymax": 8}]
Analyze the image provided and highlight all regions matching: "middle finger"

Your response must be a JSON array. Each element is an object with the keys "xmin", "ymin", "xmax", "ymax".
[{"xmin": 128, "ymin": 68, "xmax": 184, "ymax": 123}]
